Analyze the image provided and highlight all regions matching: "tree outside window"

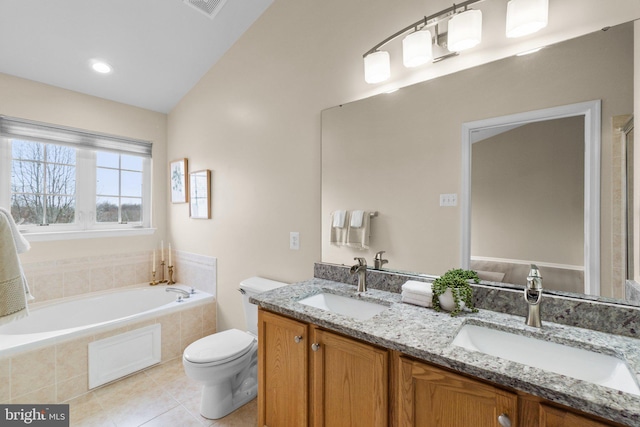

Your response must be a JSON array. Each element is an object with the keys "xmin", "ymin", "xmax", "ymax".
[{"xmin": 10, "ymin": 140, "xmax": 76, "ymax": 225}]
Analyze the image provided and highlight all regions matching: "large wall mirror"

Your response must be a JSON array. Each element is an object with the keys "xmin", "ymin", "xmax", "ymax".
[
  {"xmin": 461, "ymin": 101, "xmax": 600, "ymax": 296},
  {"xmin": 322, "ymin": 21, "xmax": 637, "ymax": 305}
]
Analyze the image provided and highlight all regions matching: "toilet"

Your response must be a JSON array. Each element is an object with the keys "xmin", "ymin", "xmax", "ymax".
[{"xmin": 182, "ymin": 276, "xmax": 287, "ymax": 420}]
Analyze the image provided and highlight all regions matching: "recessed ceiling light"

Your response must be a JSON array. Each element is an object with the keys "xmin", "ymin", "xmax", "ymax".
[{"xmin": 91, "ymin": 60, "xmax": 112, "ymax": 74}]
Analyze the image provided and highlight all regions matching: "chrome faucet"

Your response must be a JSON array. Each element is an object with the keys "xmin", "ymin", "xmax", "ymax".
[
  {"xmin": 166, "ymin": 287, "xmax": 190, "ymax": 299},
  {"xmin": 374, "ymin": 251, "xmax": 388, "ymax": 270},
  {"xmin": 524, "ymin": 265, "xmax": 543, "ymax": 327},
  {"xmin": 350, "ymin": 257, "xmax": 367, "ymax": 292}
]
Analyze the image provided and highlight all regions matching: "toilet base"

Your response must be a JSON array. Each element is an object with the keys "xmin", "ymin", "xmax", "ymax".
[{"xmin": 200, "ymin": 377, "xmax": 257, "ymax": 419}]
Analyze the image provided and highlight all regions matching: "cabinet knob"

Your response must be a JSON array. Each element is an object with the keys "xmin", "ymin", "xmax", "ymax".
[
  {"xmin": 294, "ymin": 335, "xmax": 303, "ymax": 343},
  {"xmin": 311, "ymin": 343, "xmax": 321, "ymax": 352},
  {"xmin": 497, "ymin": 413, "xmax": 511, "ymax": 427}
]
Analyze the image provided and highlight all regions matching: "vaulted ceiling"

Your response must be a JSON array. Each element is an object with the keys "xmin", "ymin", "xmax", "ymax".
[{"xmin": 0, "ymin": 0, "xmax": 273, "ymax": 113}]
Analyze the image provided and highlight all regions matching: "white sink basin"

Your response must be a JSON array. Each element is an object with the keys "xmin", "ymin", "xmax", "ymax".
[
  {"xmin": 452, "ymin": 324, "xmax": 640, "ymax": 396},
  {"xmin": 298, "ymin": 292, "xmax": 389, "ymax": 321}
]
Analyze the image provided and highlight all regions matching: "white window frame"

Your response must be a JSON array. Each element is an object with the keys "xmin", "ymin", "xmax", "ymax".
[{"xmin": 0, "ymin": 119, "xmax": 154, "ymax": 241}]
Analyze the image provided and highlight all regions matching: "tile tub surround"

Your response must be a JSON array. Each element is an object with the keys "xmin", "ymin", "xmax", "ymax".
[
  {"xmin": 0, "ymin": 299, "xmax": 216, "ymax": 405},
  {"xmin": 251, "ymin": 278, "xmax": 640, "ymax": 427},
  {"xmin": 21, "ymin": 250, "xmax": 218, "ymax": 304},
  {"xmin": 314, "ymin": 262, "xmax": 640, "ymax": 339}
]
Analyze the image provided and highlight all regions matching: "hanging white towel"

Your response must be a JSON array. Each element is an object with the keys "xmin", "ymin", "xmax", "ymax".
[
  {"xmin": 332, "ymin": 210, "xmax": 346, "ymax": 228},
  {"xmin": 350, "ymin": 210, "xmax": 365, "ymax": 228},
  {"xmin": 0, "ymin": 210, "xmax": 31, "ymax": 325},
  {"xmin": 345, "ymin": 211, "xmax": 370, "ymax": 249},
  {"xmin": 330, "ymin": 210, "xmax": 348, "ymax": 246}
]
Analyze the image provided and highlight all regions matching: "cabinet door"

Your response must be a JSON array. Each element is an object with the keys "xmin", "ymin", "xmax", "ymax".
[
  {"xmin": 311, "ymin": 328, "xmax": 389, "ymax": 427},
  {"xmin": 539, "ymin": 404, "xmax": 618, "ymax": 427},
  {"xmin": 397, "ymin": 356, "xmax": 518, "ymax": 427},
  {"xmin": 258, "ymin": 309, "xmax": 309, "ymax": 427}
]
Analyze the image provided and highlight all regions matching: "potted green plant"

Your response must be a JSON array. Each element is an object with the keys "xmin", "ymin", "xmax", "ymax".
[{"xmin": 432, "ymin": 268, "xmax": 480, "ymax": 317}]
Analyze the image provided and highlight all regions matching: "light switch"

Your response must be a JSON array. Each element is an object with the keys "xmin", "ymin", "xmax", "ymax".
[
  {"xmin": 290, "ymin": 232, "xmax": 300, "ymax": 250},
  {"xmin": 440, "ymin": 193, "xmax": 457, "ymax": 207}
]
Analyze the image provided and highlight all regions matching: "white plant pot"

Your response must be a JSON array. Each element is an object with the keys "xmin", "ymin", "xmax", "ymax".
[{"xmin": 438, "ymin": 288, "xmax": 466, "ymax": 312}]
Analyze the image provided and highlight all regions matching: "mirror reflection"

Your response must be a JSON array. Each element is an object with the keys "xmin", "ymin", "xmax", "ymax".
[
  {"xmin": 321, "ymin": 22, "xmax": 636, "ymax": 304},
  {"xmin": 467, "ymin": 112, "xmax": 588, "ymax": 294}
]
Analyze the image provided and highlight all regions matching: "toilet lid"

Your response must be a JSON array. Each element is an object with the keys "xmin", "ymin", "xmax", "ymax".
[{"xmin": 184, "ymin": 329, "xmax": 255, "ymax": 364}]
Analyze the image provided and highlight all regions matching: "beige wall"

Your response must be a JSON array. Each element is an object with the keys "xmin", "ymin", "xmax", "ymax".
[
  {"xmin": 471, "ymin": 117, "xmax": 584, "ymax": 266},
  {"xmin": 168, "ymin": 0, "xmax": 640, "ymax": 331},
  {"xmin": 322, "ymin": 24, "xmax": 633, "ymax": 299},
  {"xmin": 0, "ymin": 73, "xmax": 167, "ymax": 263}
]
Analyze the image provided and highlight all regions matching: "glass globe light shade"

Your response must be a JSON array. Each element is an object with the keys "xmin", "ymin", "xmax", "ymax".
[
  {"xmin": 364, "ymin": 51, "xmax": 391, "ymax": 84},
  {"xmin": 506, "ymin": 0, "xmax": 549, "ymax": 38},
  {"xmin": 402, "ymin": 29, "xmax": 433, "ymax": 68},
  {"xmin": 447, "ymin": 9, "xmax": 482, "ymax": 52}
]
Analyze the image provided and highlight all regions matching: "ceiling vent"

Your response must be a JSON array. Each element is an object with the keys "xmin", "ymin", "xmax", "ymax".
[{"xmin": 183, "ymin": 0, "xmax": 228, "ymax": 19}]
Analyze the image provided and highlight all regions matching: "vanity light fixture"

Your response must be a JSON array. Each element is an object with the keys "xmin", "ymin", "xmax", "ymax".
[
  {"xmin": 363, "ymin": 0, "xmax": 550, "ymax": 84},
  {"xmin": 363, "ymin": 0, "xmax": 484, "ymax": 84},
  {"xmin": 364, "ymin": 51, "xmax": 391, "ymax": 84},
  {"xmin": 402, "ymin": 29, "xmax": 433, "ymax": 68},
  {"xmin": 447, "ymin": 8, "xmax": 483, "ymax": 52},
  {"xmin": 506, "ymin": 0, "xmax": 549, "ymax": 38}
]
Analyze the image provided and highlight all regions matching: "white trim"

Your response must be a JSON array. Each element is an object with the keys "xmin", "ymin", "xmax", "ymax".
[
  {"xmin": 21, "ymin": 227, "xmax": 156, "ymax": 242},
  {"xmin": 470, "ymin": 256, "xmax": 584, "ymax": 271},
  {"xmin": 2, "ymin": 137, "xmax": 152, "ymax": 234},
  {"xmin": 461, "ymin": 100, "xmax": 601, "ymax": 296}
]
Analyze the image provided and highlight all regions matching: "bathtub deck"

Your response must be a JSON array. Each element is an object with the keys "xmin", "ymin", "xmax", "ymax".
[{"xmin": 67, "ymin": 357, "xmax": 256, "ymax": 426}]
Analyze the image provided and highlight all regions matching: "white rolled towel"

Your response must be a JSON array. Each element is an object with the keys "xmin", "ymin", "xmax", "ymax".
[
  {"xmin": 401, "ymin": 294, "xmax": 433, "ymax": 308},
  {"xmin": 402, "ymin": 289, "xmax": 432, "ymax": 301},
  {"xmin": 401, "ymin": 280, "xmax": 433, "ymax": 296}
]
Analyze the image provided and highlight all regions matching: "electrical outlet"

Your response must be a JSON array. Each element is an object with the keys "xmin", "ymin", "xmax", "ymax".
[
  {"xmin": 290, "ymin": 232, "xmax": 300, "ymax": 250},
  {"xmin": 440, "ymin": 193, "xmax": 457, "ymax": 207}
]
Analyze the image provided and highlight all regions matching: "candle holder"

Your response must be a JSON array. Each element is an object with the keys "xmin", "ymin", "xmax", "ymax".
[
  {"xmin": 167, "ymin": 265, "xmax": 175, "ymax": 285},
  {"xmin": 159, "ymin": 260, "xmax": 168, "ymax": 284},
  {"xmin": 150, "ymin": 270, "xmax": 160, "ymax": 286}
]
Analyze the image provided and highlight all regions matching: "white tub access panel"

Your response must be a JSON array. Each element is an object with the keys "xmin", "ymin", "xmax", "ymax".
[{"xmin": 88, "ymin": 324, "xmax": 161, "ymax": 389}]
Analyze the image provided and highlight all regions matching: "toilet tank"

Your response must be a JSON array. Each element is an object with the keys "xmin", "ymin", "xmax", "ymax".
[{"xmin": 240, "ymin": 276, "xmax": 288, "ymax": 336}]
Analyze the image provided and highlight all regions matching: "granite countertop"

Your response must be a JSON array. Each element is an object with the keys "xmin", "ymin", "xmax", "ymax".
[{"xmin": 251, "ymin": 278, "xmax": 640, "ymax": 426}]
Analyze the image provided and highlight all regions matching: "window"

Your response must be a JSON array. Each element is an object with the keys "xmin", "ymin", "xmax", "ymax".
[
  {"xmin": 96, "ymin": 152, "xmax": 143, "ymax": 224},
  {"xmin": 11, "ymin": 140, "xmax": 77, "ymax": 225},
  {"xmin": 0, "ymin": 116, "xmax": 152, "ymax": 239}
]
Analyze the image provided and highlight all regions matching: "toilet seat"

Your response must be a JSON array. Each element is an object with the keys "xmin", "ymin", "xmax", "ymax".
[{"xmin": 184, "ymin": 329, "xmax": 255, "ymax": 366}]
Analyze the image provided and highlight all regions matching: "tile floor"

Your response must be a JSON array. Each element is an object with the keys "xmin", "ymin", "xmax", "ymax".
[{"xmin": 67, "ymin": 358, "xmax": 256, "ymax": 427}]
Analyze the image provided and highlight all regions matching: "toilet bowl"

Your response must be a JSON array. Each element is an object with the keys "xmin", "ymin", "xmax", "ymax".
[{"xmin": 182, "ymin": 276, "xmax": 287, "ymax": 419}]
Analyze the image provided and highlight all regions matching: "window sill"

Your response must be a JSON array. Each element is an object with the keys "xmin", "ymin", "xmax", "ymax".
[{"xmin": 22, "ymin": 227, "xmax": 156, "ymax": 242}]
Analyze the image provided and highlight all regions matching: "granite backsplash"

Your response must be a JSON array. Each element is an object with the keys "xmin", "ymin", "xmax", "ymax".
[{"xmin": 314, "ymin": 262, "xmax": 640, "ymax": 339}]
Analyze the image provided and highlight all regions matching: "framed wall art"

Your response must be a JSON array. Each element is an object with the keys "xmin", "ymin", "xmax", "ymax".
[
  {"xmin": 189, "ymin": 169, "xmax": 211, "ymax": 219},
  {"xmin": 170, "ymin": 158, "xmax": 188, "ymax": 203}
]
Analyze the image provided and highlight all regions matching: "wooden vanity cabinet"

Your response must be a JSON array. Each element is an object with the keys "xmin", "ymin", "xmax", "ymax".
[
  {"xmin": 397, "ymin": 356, "xmax": 624, "ymax": 427},
  {"xmin": 311, "ymin": 327, "xmax": 389, "ymax": 427},
  {"xmin": 258, "ymin": 309, "xmax": 309, "ymax": 427},
  {"xmin": 258, "ymin": 309, "xmax": 624, "ymax": 427},
  {"xmin": 258, "ymin": 309, "xmax": 390, "ymax": 427},
  {"xmin": 397, "ymin": 356, "xmax": 518, "ymax": 427},
  {"xmin": 518, "ymin": 396, "xmax": 626, "ymax": 427}
]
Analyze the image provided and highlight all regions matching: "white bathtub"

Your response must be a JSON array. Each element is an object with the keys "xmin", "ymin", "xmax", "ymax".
[{"xmin": 0, "ymin": 284, "xmax": 215, "ymax": 357}]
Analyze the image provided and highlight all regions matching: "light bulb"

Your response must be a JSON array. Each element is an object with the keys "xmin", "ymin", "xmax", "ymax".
[
  {"xmin": 506, "ymin": 0, "xmax": 549, "ymax": 38},
  {"xmin": 364, "ymin": 51, "xmax": 390, "ymax": 84},
  {"xmin": 403, "ymin": 30, "xmax": 433, "ymax": 68},
  {"xmin": 448, "ymin": 9, "xmax": 482, "ymax": 52}
]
